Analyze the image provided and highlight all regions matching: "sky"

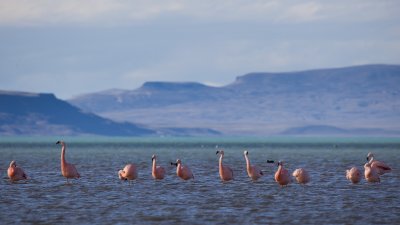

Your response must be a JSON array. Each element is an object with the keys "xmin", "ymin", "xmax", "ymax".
[{"xmin": 0, "ymin": 0, "xmax": 399, "ymax": 99}]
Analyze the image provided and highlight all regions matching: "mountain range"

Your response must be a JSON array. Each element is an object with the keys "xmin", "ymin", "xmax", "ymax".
[{"xmin": 67, "ymin": 64, "xmax": 400, "ymax": 136}]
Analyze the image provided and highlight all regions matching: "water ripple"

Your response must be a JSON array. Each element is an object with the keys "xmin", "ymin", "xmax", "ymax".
[{"xmin": 1, "ymin": 139, "xmax": 399, "ymax": 224}]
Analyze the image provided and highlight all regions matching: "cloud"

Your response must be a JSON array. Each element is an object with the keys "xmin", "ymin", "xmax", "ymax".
[
  {"xmin": 1, "ymin": 1, "xmax": 399, "ymax": 26},
  {"xmin": 278, "ymin": 2, "xmax": 322, "ymax": 22},
  {"xmin": 1, "ymin": 1, "xmax": 399, "ymax": 99},
  {"xmin": 0, "ymin": 0, "xmax": 183, "ymax": 26}
]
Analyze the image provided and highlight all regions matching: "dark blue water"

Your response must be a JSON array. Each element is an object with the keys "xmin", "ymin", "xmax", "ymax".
[{"xmin": 1, "ymin": 137, "xmax": 399, "ymax": 224}]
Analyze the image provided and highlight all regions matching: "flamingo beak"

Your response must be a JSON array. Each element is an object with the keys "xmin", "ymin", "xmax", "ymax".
[
  {"xmin": 56, "ymin": 141, "xmax": 60, "ymax": 144},
  {"xmin": 366, "ymin": 157, "xmax": 369, "ymax": 161},
  {"xmin": 216, "ymin": 151, "xmax": 219, "ymax": 154},
  {"xmin": 171, "ymin": 162, "xmax": 178, "ymax": 167},
  {"xmin": 267, "ymin": 160, "xmax": 275, "ymax": 164}
]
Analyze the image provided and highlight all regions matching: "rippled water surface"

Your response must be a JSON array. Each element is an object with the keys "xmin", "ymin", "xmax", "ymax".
[{"xmin": 1, "ymin": 137, "xmax": 399, "ymax": 224}]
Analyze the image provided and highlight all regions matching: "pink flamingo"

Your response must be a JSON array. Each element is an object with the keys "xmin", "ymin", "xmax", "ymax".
[
  {"xmin": 56, "ymin": 141, "xmax": 80, "ymax": 183},
  {"xmin": 216, "ymin": 150, "xmax": 233, "ymax": 181},
  {"xmin": 366, "ymin": 152, "xmax": 391, "ymax": 175},
  {"xmin": 118, "ymin": 164, "xmax": 138, "ymax": 182},
  {"xmin": 346, "ymin": 167, "xmax": 361, "ymax": 184},
  {"xmin": 364, "ymin": 161, "xmax": 380, "ymax": 183},
  {"xmin": 244, "ymin": 150, "xmax": 263, "ymax": 180},
  {"xmin": 151, "ymin": 154, "xmax": 165, "ymax": 180},
  {"xmin": 7, "ymin": 161, "xmax": 27, "ymax": 182},
  {"xmin": 171, "ymin": 159, "xmax": 194, "ymax": 180},
  {"xmin": 292, "ymin": 168, "xmax": 310, "ymax": 184},
  {"xmin": 274, "ymin": 161, "xmax": 290, "ymax": 186}
]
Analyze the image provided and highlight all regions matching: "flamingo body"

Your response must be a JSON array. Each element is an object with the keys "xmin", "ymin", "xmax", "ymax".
[
  {"xmin": 275, "ymin": 161, "xmax": 290, "ymax": 186},
  {"xmin": 216, "ymin": 150, "xmax": 233, "ymax": 181},
  {"xmin": 367, "ymin": 152, "xmax": 391, "ymax": 175},
  {"xmin": 292, "ymin": 168, "xmax": 310, "ymax": 184},
  {"xmin": 152, "ymin": 154, "xmax": 165, "ymax": 180},
  {"xmin": 364, "ymin": 162, "xmax": 380, "ymax": 183},
  {"xmin": 244, "ymin": 151, "xmax": 263, "ymax": 180},
  {"xmin": 118, "ymin": 164, "xmax": 138, "ymax": 181},
  {"xmin": 7, "ymin": 161, "xmax": 27, "ymax": 181},
  {"xmin": 346, "ymin": 167, "xmax": 361, "ymax": 184},
  {"xmin": 56, "ymin": 141, "xmax": 80, "ymax": 181},
  {"xmin": 174, "ymin": 159, "xmax": 194, "ymax": 180}
]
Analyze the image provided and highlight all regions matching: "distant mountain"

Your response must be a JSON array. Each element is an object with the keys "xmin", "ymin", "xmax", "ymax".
[
  {"xmin": 0, "ymin": 91, "xmax": 157, "ymax": 136},
  {"xmin": 281, "ymin": 125, "xmax": 400, "ymax": 136},
  {"xmin": 68, "ymin": 64, "xmax": 400, "ymax": 136}
]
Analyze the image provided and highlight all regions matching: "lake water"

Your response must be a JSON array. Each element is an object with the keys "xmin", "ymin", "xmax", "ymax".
[{"xmin": 1, "ymin": 137, "xmax": 399, "ymax": 224}]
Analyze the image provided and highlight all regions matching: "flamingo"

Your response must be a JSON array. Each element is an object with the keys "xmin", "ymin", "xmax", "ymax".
[
  {"xmin": 274, "ymin": 161, "xmax": 290, "ymax": 186},
  {"xmin": 118, "ymin": 164, "xmax": 138, "ymax": 182},
  {"xmin": 243, "ymin": 150, "xmax": 263, "ymax": 180},
  {"xmin": 216, "ymin": 150, "xmax": 233, "ymax": 181},
  {"xmin": 7, "ymin": 161, "xmax": 27, "ymax": 182},
  {"xmin": 364, "ymin": 162, "xmax": 380, "ymax": 183},
  {"xmin": 292, "ymin": 168, "xmax": 310, "ymax": 184},
  {"xmin": 171, "ymin": 159, "xmax": 194, "ymax": 180},
  {"xmin": 366, "ymin": 152, "xmax": 391, "ymax": 175},
  {"xmin": 151, "ymin": 154, "xmax": 165, "ymax": 180},
  {"xmin": 56, "ymin": 141, "xmax": 80, "ymax": 183},
  {"xmin": 346, "ymin": 167, "xmax": 361, "ymax": 184}
]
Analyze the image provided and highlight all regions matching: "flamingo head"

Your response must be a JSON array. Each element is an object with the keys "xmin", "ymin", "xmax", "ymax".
[
  {"xmin": 216, "ymin": 150, "xmax": 224, "ymax": 155},
  {"xmin": 366, "ymin": 152, "xmax": 374, "ymax": 161},
  {"xmin": 9, "ymin": 160, "xmax": 16, "ymax": 167},
  {"xmin": 277, "ymin": 161, "xmax": 284, "ymax": 166},
  {"xmin": 171, "ymin": 159, "xmax": 181, "ymax": 167},
  {"xmin": 244, "ymin": 150, "xmax": 249, "ymax": 156},
  {"xmin": 118, "ymin": 170, "xmax": 127, "ymax": 180},
  {"xmin": 170, "ymin": 162, "xmax": 177, "ymax": 166},
  {"xmin": 151, "ymin": 155, "xmax": 156, "ymax": 161},
  {"xmin": 292, "ymin": 169, "xmax": 300, "ymax": 177},
  {"xmin": 56, "ymin": 140, "xmax": 65, "ymax": 145}
]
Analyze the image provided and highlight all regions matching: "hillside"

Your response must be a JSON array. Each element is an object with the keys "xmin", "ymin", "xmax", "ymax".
[
  {"xmin": 68, "ymin": 64, "xmax": 400, "ymax": 136},
  {"xmin": 0, "ymin": 91, "xmax": 155, "ymax": 136}
]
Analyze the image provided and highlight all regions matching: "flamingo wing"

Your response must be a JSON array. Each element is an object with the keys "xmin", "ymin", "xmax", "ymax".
[
  {"xmin": 372, "ymin": 161, "xmax": 391, "ymax": 173},
  {"xmin": 182, "ymin": 166, "xmax": 194, "ymax": 179},
  {"xmin": 227, "ymin": 166, "xmax": 233, "ymax": 178},
  {"xmin": 224, "ymin": 166, "xmax": 233, "ymax": 179},
  {"xmin": 65, "ymin": 163, "xmax": 80, "ymax": 178},
  {"xmin": 253, "ymin": 165, "xmax": 263, "ymax": 177}
]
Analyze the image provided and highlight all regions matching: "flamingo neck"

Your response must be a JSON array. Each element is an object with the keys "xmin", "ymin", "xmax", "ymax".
[
  {"xmin": 365, "ymin": 165, "xmax": 372, "ymax": 176},
  {"xmin": 219, "ymin": 154, "xmax": 224, "ymax": 164},
  {"xmin": 277, "ymin": 165, "xmax": 283, "ymax": 175},
  {"xmin": 8, "ymin": 166, "xmax": 16, "ymax": 176},
  {"xmin": 118, "ymin": 170, "xmax": 124, "ymax": 179},
  {"xmin": 61, "ymin": 144, "xmax": 67, "ymax": 166},
  {"xmin": 244, "ymin": 155, "xmax": 251, "ymax": 170},
  {"xmin": 152, "ymin": 159, "xmax": 156, "ymax": 173},
  {"xmin": 176, "ymin": 163, "xmax": 181, "ymax": 174},
  {"xmin": 368, "ymin": 156, "xmax": 375, "ymax": 163}
]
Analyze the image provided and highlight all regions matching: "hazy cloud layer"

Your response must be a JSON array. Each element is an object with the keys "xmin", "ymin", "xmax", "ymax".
[{"xmin": 0, "ymin": 0, "xmax": 399, "ymax": 98}]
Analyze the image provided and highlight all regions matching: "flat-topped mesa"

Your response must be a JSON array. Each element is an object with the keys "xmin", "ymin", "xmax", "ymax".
[
  {"xmin": 227, "ymin": 64, "xmax": 400, "ymax": 93},
  {"xmin": 0, "ymin": 90, "xmax": 155, "ymax": 136},
  {"xmin": 141, "ymin": 81, "xmax": 212, "ymax": 91},
  {"xmin": 0, "ymin": 92, "xmax": 59, "ymax": 114},
  {"xmin": 0, "ymin": 90, "xmax": 55, "ymax": 98}
]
